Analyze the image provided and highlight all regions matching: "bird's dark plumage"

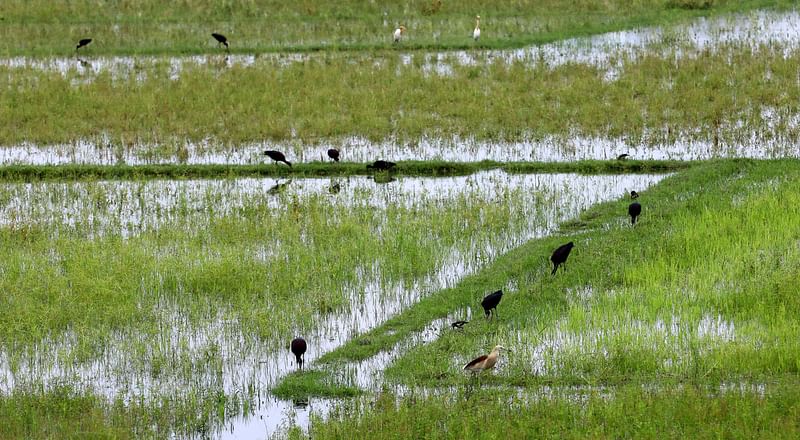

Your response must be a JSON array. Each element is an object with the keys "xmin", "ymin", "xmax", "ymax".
[
  {"xmin": 290, "ymin": 337, "xmax": 307, "ymax": 369},
  {"xmin": 550, "ymin": 242, "xmax": 574, "ymax": 275},
  {"xmin": 212, "ymin": 33, "xmax": 229, "ymax": 48},
  {"xmin": 264, "ymin": 150, "xmax": 292, "ymax": 167},
  {"xmin": 630, "ymin": 190, "xmax": 639, "ymax": 199},
  {"xmin": 481, "ymin": 289, "xmax": 503, "ymax": 319},
  {"xmin": 76, "ymin": 38, "xmax": 92, "ymax": 50},
  {"xmin": 617, "ymin": 153, "xmax": 630, "ymax": 160},
  {"xmin": 327, "ymin": 148, "xmax": 340, "ymax": 162},
  {"xmin": 367, "ymin": 160, "xmax": 396, "ymax": 171},
  {"xmin": 628, "ymin": 202, "xmax": 642, "ymax": 225},
  {"xmin": 451, "ymin": 320, "xmax": 469, "ymax": 329}
]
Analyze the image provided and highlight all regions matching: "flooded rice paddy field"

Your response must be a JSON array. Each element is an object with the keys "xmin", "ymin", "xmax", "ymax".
[
  {"xmin": 0, "ymin": 171, "xmax": 667, "ymax": 438},
  {"xmin": 2, "ymin": 10, "xmax": 800, "ymax": 164}
]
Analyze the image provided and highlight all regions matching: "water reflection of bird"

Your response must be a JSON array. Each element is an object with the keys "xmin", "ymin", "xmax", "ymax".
[
  {"xmin": 267, "ymin": 179, "xmax": 292, "ymax": 194},
  {"xmin": 473, "ymin": 16, "xmax": 481, "ymax": 41},
  {"xmin": 291, "ymin": 337, "xmax": 307, "ymax": 370},
  {"xmin": 329, "ymin": 181, "xmax": 341, "ymax": 194},
  {"xmin": 617, "ymin": 153, "xmax": 630, "ymax": 160},
  {"xmin": 76, "ymin": 38, "xmax": 92, "ymax": 51},
  {"xmin": 630, "ymin": 190, "xmax": 639, "ymax": 199},
  {"xmin": 367, "ymin": 160, "xmax": 396, "ymax": 171},
  {"xmin": 372, "ymin": 174, "xmax": 396, "ymax": 184},
  {"xmin": 212, "ymin": 33, "xmax": 229, "ymax": 50},
  {"xmin": 76, "ymin": 57, "xmax": 90, "ymax": 67},
  {"xmin": 292, "ymin": 397, "xmax": 309, "ymax": 409},
  {"xmin": 481, "ymin": 289, "xmax": 503, "ymax": 318},
  {"xmin": 264, "ymin": 150, "xmax": 292, "ymax": 167},
  {"xmin": 327, "ymin": 148, "xmax": 340, "ymax": 162},
  {"xmin": 628, "ymin": 201, "xmax": 642, "ymax": 225},
  {"xmin": 550, "ymin": 241, "xmax": 574, "ymax": 275},
  {"xmin": 393, "ymin": 26, "xmax": 406, "ymax": 43},
  {"xmin": 464, "ymin": 345, "xmax": 507, "ymax": 374},
  {"xmin": 451, "ymin": 320, "xmax": 469, "ymax": 329}
]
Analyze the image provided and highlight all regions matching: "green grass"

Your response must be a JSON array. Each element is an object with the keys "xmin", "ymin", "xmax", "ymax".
[
  {"xmin": 2, "ymin": 37, "xmax": 800, "ymax": 147},
  {"xmin": 0, "ymin": 0, "xmax": 791, "ymax": 56}
]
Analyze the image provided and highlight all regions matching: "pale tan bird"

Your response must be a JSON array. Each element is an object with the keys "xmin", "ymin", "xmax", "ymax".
[
  {"xmin": 464, "ymin": 345, "xmax": 506, "ymax": 373},
  {"xmin": 393, "ymin": 25, "xmax": 407, "ymax": 43},
  {"xmin": 473, "ymin": 16, "xmax": 481, "ymax": 41}
]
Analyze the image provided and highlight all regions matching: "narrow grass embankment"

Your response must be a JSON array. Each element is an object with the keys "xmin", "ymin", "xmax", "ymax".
[
  {"xmin": 0, "ymin": 160, "xmax": 688, "ymax": 181},
  {"xmin": 0, "ymin": 0, "xmax": 790, "ymax": 56},
  {"xmin": 282, "ymin": 159, "xmax": 800, "ymax": 396}
]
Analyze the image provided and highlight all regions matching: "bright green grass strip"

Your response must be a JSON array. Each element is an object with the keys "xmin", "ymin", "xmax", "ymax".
[
  {"xmin": 0, "ymin": 0, "xmax": 793, "ymax": 56},
  {"xmin": 297, "ymin": 383, "xmax": 800, "ymax": 439},
  {"xmin": 272, "ymin": 371, "xmax": 361, "ymax": 399},
  {"xmin": 0, "ymin": 160, "xmax": 688, "ymax": 181}
]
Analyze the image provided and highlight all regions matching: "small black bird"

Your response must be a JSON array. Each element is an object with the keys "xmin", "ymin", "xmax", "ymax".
[
  {"xmin": 212, "ymin": 33, "xmax": 229, "ymax": 49},
  {"xmin": 451, "ymin": 320, "xmax": 469, "ymax": 329},
  {"xmin": 481, "ymin": 289, "xmax": 504, "ymax": 319},
  {"xmin": 628, "ymin": 201, "xmax": 642, "ymax": 225},
  {"xmin": 327, "ymin": 148, "xmax": 340, "ymax": 162},
  {"xmin": 264, "ymin": 150, "xmax": 292, "ymax": 167},
  {"xmin": 76, "ymin": 38, "xmax": 92, "ymax": 51},
  {"xmin": 290, "ymin": 337, "xmax": 307, "ymax": 369},
  {"xmin": 367, "ymin": 160, "xmax": 396, "ymax": 171},
  {"xmin": 617, "ymin": 153, "xmax": 630, "ymax": 160},
  {"xmin": 630, "ymin": 190, "xmax": 639, "ymax": 199},
  {"xmin": 550, "ymin": 242, "xmax": 574, "ymax": 275}
]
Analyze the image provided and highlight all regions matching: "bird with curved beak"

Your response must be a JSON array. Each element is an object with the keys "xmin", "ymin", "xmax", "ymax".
[{"xmin": 464, "ymin": 345, "xmax": 508, "ymax": 374}]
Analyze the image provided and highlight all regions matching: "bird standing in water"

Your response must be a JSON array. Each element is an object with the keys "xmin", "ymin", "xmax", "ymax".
[{"xmin": 290, "ymin": 337, "xmax": 307, "ymax": 370}]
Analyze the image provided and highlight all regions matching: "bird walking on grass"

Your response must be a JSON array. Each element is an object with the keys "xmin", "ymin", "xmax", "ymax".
[
  {"xmin": 290, "ymin": 337, "xmax": 307, "ymax": 370},
  {"xmin": 481, "ymin": 289, "xmax": 503, "ymax": 319},
  {"xmin": 264, "ymin": 150, "xmax": 292, "ymax": 167},
  {"xmin": 327, "ymin": 148, "xmax": 340, "ymax": 162},
  {"xmin": 464, "ymin": 345, "xmax": 507, "ymax": 374},
  {"xmin": 212, "ymin": 33, "xmax": 229, "ymax": 50},
  {"xmin": 76, "ymin": 38, "xmax": 92, "ymax": 51},
  {"xmin": 393, "ymin": 26, "xmax": 407, "ymax": 43},
  {"xmin": 630, "ymin": 190, "xmax": 639, "ymax": 199},
  {"xmin": 628, "ymin": 201, "xmax": 642, "ymax": 225},
  {"xmin": 550, "ymin": 242, "xmax": 574, "ymax": 275},
  {"xmin": 473, "ymin": 16, "xmax": 481, "ymax": 41}
]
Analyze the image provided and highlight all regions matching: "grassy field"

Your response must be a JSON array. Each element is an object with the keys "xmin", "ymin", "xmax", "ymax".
[{"xmin": 0, "ymin": 0, "xmax": 791, "ymax": 56}]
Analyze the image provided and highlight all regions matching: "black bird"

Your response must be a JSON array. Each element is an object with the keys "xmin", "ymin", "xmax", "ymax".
[
  {"xmin": 76, "ymin": 38, "xmax": 92, "ymax": 51},
  {"xmin": 264, "ymin": 150, "xmax": 292, "ymax": 167},
  {"xmin": 290, "ymin": 337, "xmax": 307, "ymax": 369},
  {"xmin": 367, "ymin": 160, "xmax": 396, "ymax": 171},
  {"xmin": 617, "ymin": 153, "xmax": 630, "ymax": 160},
  {"xmin": 212, "ymin": 33, "xmax": 229, "ymax": 49},
  {"xmin": 628, "ymin": 201, "xmax": 642, "ymax": 225},
  {"xmin": 451, "ymin": 320, "xmax": 469, "ymax": 329},
  {"xmin": 327, "ymin": 148, "xmax": 340, "ymax": 162},
  {"xmin": 630, "ymin": 190, "xmax": 639, "ymax": 199},
  {"xmin": 481, "ymin": 289, "xmax": 504, "ymax": 319},
  {"xmin": 550, "ymin": 242, "xmax": 574, "ymax": 275}
]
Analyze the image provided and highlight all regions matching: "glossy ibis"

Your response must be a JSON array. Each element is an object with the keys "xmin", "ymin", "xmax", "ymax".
[
  {"xmin": 264, "ymin": 150, "xmax": 292, "ymax": 167},
  {"xmin": 76, "ymin": 38, "xmax": 92, "ymax": 51},
  {"xmin": 290, "ymin": 337, "xmax": 307, "ymax": 369},
  {"xmin": 628, "ymin": 201, "xmax": 642, "ymax": 225},
  {"xmin": 550, "ymin": 241, "xmax": 574, "ymax": 275},
  {"xmin": 481, "ymin": 289, "xmax": 503, "ymax": 319},
  {"xmin": 327, "ymin": 148, "xmax": 340, "ymax": 162},
  {"xmin": 212, "ymin": 33, "xmax": 229, "ymax": 50},
  {"xmin": 630, "ymin": 190, "xmax": 639, "ymax": 199},
  {"xmin": 617, "ymin": 153, "xmax": 630, "ymax": 160},
  {"xmin": 451, "ymin": 320, "xmax": 469, "ymax": 329}
]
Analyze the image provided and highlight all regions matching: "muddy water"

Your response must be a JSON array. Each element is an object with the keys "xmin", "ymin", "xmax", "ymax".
[{"xmin": 0, "ymin": 171, "xmax": 667, "ymax": 438}]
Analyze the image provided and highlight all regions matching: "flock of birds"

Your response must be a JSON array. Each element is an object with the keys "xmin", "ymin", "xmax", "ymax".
[
  {"xmin": 74, "ymin": 15, "xmax": 483, "ymax": 55},
  {"xmin": 288, "ymin": 184, "xmax": 643, "ymax": 376}
]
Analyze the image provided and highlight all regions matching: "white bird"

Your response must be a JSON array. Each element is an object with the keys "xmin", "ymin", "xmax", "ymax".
[
  {"xmin": 393, "ymin": 25, "xmax": 407, "ymax": 43},
  {"xmin": 464, "ymin": 345, "xmax": 506, "ymax": 374},
  {"xmin": 473, "ymin": 15, "xmax": 481, "ymax": 41}
]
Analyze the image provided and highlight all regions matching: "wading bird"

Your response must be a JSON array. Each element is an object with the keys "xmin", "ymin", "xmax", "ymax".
[
  {"xmin": 367, "ymin": 160, "xmax": 396, "ymax": 171},
  {"xmin": 628, "ymin": 201, "xmax": 642, "ymax": 225},
  {"xmin": 481, "ymin": 289, "xmax": 503, "ymax": 319},
  {"xmin": 464, "ymin": 345, "xmax": 507, "ymax": 374},
  {"xmin": 550, "ymin": 241, "xmax": 574, "ymax": 275},
  {"xmin": 451, "ymin": 320, "xmax": 469, "ymax": 329},
  {"xmin": 76, "ymin": 38, "xmax": 92, "ymax": 51},
  {"xmin": 264, "ymin": 150, "xmax": 292, "ymax": 167},
  {"xmin": 473, "ymin": 15, "xmax": 481, "ymax": 41},
  {"xmin": 617, "ymin": 153, "xmax": 630, "ymax": 160},
  {"xmin": 630, "ymin": 190, "xmax": 639, "ymax": 199},
  {"xmin": 212, "ymin": 33, "xmax": 229, "ymax": 50},
  {"xmin": 290, "ymin": 337, "xmax": 307, "ymax": 369},
  {"xmin": 393, "ymin": 26, "xmax": 407, "ymax": 43},
  {"xmin": 327, "ymin": 148, "xmax": 340, "ymax": 162}
]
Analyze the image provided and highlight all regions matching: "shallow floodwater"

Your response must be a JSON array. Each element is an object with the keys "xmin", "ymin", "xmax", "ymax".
[{"xmin": 0, "ymin": 171, "xmax": 667, "ymax": 439}]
